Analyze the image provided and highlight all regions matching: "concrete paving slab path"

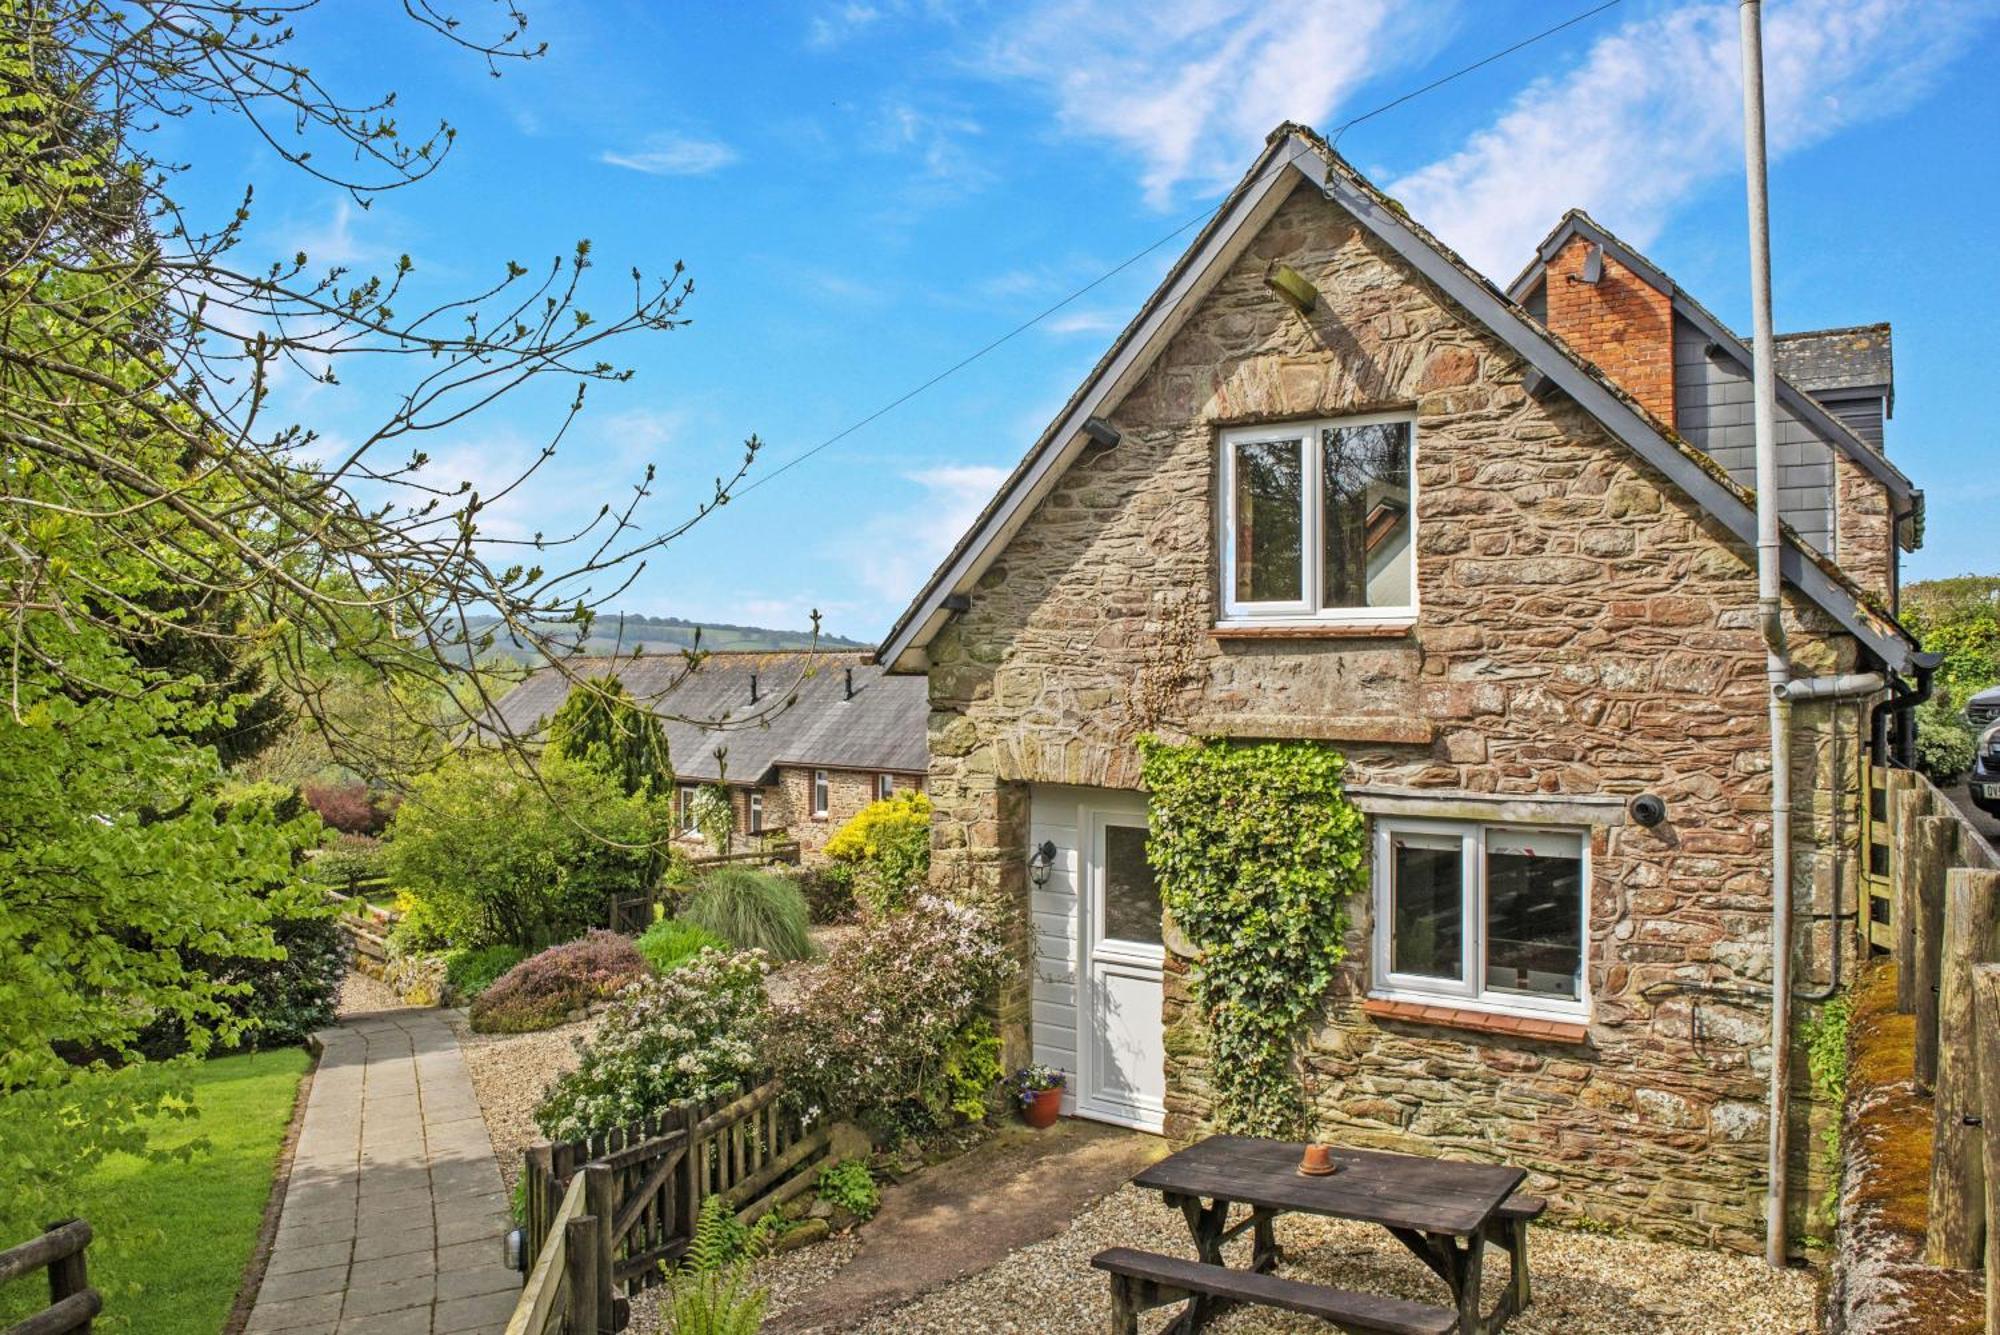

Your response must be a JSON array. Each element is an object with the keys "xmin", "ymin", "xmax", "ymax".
[{"xmin": 248, "ymin": 1010, "xmax": 519, "ymax": 1335}]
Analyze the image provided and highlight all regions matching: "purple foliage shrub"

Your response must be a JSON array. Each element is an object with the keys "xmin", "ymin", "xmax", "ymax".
[{"xmin": 468, "ymin": 929, "xmax": 650, "ymax": 1034}]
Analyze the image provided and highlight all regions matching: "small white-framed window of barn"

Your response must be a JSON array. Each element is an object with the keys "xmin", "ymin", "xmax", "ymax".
[
  {"xmin": 677, "ymin": 785, "xmax": 698, "ymax": 834},
  {"xmin": 749, "ymin": 790, "xmax": 763, "ymax": 834},
  {"xmin": 812, "ymin": 769, "xmax": 829, "ymax": 819},
  {"xmin": 1217, "ymin": 412, "xmax": 1417, "ymax": 625},
  {"xmin": 1370, "ymin": 818, "xmax": 1588, "ymax": 1020},
  {"xmin": 877, "ymin": 773, "xmax": 895, "ymax": 801}
]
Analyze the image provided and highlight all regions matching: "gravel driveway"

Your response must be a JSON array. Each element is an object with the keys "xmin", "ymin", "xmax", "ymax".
[{"xmin": 832, "ymin": 1184, "xmax": 1818, "ymax": 1334}]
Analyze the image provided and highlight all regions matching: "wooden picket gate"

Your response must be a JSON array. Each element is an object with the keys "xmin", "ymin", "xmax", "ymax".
[{"xmin": 510, "ymin": 1079, "xmax": 844, "ymax": 1333}]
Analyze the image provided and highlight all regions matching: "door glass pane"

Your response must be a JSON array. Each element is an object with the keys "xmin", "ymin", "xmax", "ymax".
[
  {"xmin": 1391, "ymin": 833, "xmax": 1462, "ymax": 979},
  {"xmin": 1485, "ymin": 830, "xmax": 1583, "ymax": 1000},
  {"xmin": 1322, "ymin": 421, "xmax": 1412, "ymax": 609},
  {"xmin": 1232, "ymin": 437, "xmax": 1304, "ymax": 603},
  {"xmin": 1102, "ymin": 824, "xmax": 1163, "ymax": 946}
]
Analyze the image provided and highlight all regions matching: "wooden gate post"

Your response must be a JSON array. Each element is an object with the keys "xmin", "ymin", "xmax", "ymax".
[
  {"xmin": 1968, "ymin": 964, "xmax": 2000, "ymax": 1335},
  {"xmin": 1894, "ymin": 779, "xmax": 1932, "ymax": 1012},
  {"xmin": 1915, "ymin": 814, "xmax": 1962, "ymax": 1089},
  {"xmin": 584, "ymin": 1161, "xmax": 617, "ymax": 1334},
  {"xmin": 47, "ymin": 1219, "xmax": 92, "ymax": 1334},
  {"xmin": 566, "ymin": 1214, "xmax": 599, "ymax": 1335},
  {"xmin": 1928, "ymin": 869, "xmax": 2000, "ymax": 1268}
]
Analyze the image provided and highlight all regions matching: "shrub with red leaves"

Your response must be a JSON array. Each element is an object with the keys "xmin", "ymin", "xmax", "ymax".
[
  {"xmin": 468, "ymin": 930, "xmax": 651, "ymax": 1034},
  {"xmin": 303, "ymin": 780, "xmax": 386, "ymax": 835}
]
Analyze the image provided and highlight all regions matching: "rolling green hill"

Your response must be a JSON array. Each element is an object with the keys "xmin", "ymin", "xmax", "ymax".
[{"xmin": 458, "ymin": 613, "xmax": 865, "ymax": 663}]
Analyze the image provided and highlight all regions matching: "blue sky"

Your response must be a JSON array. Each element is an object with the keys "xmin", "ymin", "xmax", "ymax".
[{"xmin": 164, "ymin": 0, "xmax": 2000, "ymax": 641}]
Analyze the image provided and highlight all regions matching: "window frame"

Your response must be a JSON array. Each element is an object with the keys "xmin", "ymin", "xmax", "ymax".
[
  {"xmin": 1216, "ymin": 410, "xmax": 1419, "ymax": 628},
  {"xmin": 1369, "ymin": 817, "xmax": 1590, "ymax": 1022},
  {"xmin": 877, "ymin": 773, "xmax": 896, "ymax": 801},
  {"xmin": 677, "ymin": 785, "xmax": 698, "ymax": 835},
  {"xmin": 748, "ymin": 790, "xmax": 764, "ymax": 834},
  {"xmin": 811, "ymin": 769, "xmax": 829, "ymax": 819}
]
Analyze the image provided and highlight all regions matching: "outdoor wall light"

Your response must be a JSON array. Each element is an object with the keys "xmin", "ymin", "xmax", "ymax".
[{"xmin": 1028, "ymin": 839, "xmax": 1058, "ymax": 889}]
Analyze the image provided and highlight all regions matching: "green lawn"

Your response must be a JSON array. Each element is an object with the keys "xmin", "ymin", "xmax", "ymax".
[{"xmin": 0, "ymin": 1048, "xmax": 310, "ymax": 1334}]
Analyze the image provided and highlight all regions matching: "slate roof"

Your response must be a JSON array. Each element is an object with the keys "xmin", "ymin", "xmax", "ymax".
[
  {"xmin": 1775, "ymin": 324, "xmax": 1894, "ymax": 404},
  {"xmin": 479, "ymin": 651, "xmax": 928, "ymax": 785}
]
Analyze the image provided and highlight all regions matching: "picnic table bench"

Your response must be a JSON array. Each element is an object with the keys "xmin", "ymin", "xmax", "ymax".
[{"xmin": 1093, "ymin": 1135, "xmax": 1544, "ymax": 1334}]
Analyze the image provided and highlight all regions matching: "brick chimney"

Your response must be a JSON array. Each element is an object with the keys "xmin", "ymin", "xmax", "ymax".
[{"xmin": 1542, "ymin": 234, "xmax": 1676, "ymax": 428}]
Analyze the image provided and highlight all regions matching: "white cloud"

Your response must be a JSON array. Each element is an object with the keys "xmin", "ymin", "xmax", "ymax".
[
  {"xmin": 601, "ymin": 134, "xmax": 739, "ymax": 177},
  {"xmin": 981, "ymin": 0, "xmax": 1428, "ymax": 208},
  {"xmin": 1043, "ymin": 309, "xmax": 1120, "ymax": 336},
  {"xmin": 1390, "ymin": 0, "xmax": 1998, "ymax": 279},
  {"xmin": 809, "ymin": 1, "xmax": 883, "ymax": 47},
  {"xmin": 837, "ymin": 464, "xmax": 1009, "ymax": 610}
]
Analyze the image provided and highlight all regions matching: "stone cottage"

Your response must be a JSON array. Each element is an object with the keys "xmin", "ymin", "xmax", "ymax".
[
  {"xmin": 876, "ymin": 125, "xmax": 1926, "ymax": 1253},
  {"xmin": 485, "ymin": 651, "xmax": 927, "ymax": 857}
]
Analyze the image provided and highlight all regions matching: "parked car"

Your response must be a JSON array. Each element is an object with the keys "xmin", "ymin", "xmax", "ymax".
[
  {"xmin": 1968, "ymin": 684, "xmax": 2000, "ymax": 732},
  {"xmin": 1972, "ymin": 721, "xmax": 2000, "ymax": 818}
]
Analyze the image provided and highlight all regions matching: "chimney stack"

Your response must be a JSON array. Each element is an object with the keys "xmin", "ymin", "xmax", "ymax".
[{"xmin": 1542, "ymin": 232, "xmax": 1676, "ymax": 428}]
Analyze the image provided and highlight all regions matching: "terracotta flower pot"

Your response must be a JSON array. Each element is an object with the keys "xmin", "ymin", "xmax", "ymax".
[
  {"xmin": 1023, "ymin": 1087, "xmax": 1063, "ymax": 1129},
  {"xmin": 1297, "ymin": 1143, "xmax": 1337, "ymax": 1177}
]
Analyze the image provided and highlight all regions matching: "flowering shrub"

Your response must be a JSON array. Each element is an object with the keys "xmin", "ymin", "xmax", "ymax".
[
  {"xmin": 534, "ymin": 949, "xmax": 770, "ymax": 1141},
  {"xmin": 1009, "ymin": 1064, "xmax": 1066, "ymax": 1108},
  {"xmin": 823, "ymin": 791, "xmax": 931, "ymax": 917},
  {"xmin": 765, "ymin": 896, "xmax": 1011, "ymax": 1136},
  {"xmin": 468, "ymin": 930, "xmax": 651, "ymax": 1034},
  {"xmin": 386, "ymin": 950, "xmax": 450, "ymax": 1007},
  {"xmin": 303, "ymin": 780, "xmax": 390, "ymax": 835}
]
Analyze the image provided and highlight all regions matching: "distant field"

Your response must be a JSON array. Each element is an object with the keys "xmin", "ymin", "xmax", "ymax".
[
  {"xmin": 461, "ymin": 613, "xmax": 866, "ymax": 663},
  {"xmin": 0, "ymin": 1048, "xmax": 310, "ymax": 1335}
]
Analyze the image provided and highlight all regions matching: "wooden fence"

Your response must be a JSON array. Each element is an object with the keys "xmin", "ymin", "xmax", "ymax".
[
  {"xmin": 0, "ymin": 1220, "xmax": 99, "ymax": 1335},
  {"xmin": 510, "ymin": 1080, "xmax": 846, "ymax": 1333},
  {"xmin": 1870, "ymin": 766, "xmax": 2000, "ymax": 1325}
]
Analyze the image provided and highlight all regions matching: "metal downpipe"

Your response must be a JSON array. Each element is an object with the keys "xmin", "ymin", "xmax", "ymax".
[{"xmin": 1739, "ymin": 0, "xmax": 1793, "ymax": 1269}]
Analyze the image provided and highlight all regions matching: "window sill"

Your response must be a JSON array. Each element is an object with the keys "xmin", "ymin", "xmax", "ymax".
[
  {"xmin": 1212, "ymin": 620, "xmax": 1415, "ymax": 641},
  {"xmin": 1362, "ymin": 996, "xmax": 1589, "ymax": 1045}
]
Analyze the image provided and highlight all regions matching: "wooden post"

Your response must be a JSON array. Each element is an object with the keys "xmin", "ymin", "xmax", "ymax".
[
  {"xmin": 566, "ymin": 1214, "xmax": 599, "ymax": 1335},
  {"xmin": 583, "ymin": 1161, "xmax": 617, "ymax": 1334},
  {"xmin": 1970, "ymin": 964, "xmax": 2000, "ymax": 1335},
  {"xmin": 1928, "ymin": 868, "xmax": 2000, "ymax": 1267},
  {"xmin": 1894, "ymin": 777, "xmax": 1931, "ymax": 1012},
  {"xmin": 1915, "ymin": 814, "xmax": 1962, "ymax": 1089},
  {"xmin": 46, "ymin": 1219, "xmax": 91, "ymax": 1335}
]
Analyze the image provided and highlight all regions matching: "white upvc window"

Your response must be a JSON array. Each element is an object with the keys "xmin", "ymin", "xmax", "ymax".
[
  {"xmin": 1370, "ymin": 819, "xmax": 1588, "ymax": 1020},
  {"xmin": 877, "ymin": 773, "xmax": 896, "ymax": 801},
  {"xmin": 1217, "ymin": 412, "xmax": 1417, "ymax": 626},
  {"xmin": 812, "ymin": 769, "xmax": 829, "ymax": 819},
  {"xmin": 749, "ymin": 791, "xmax": 764, "ymax": 834},
  {"xmin": 677, "ymin": 785, "xmax": 698, "ymax": 834}
]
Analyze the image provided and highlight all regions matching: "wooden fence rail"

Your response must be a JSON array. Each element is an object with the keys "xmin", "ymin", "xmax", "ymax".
[
  {"xmin": 605, "ymin": 842, "xmax": 803, "ymax": 934},
  {"xmin": 509, "ymin": 1079, "xmax": 849, "ymax": 1333},
  {"xmin": 0, "ymin": 1219, "xmax": 99, "ymax": 1335}
]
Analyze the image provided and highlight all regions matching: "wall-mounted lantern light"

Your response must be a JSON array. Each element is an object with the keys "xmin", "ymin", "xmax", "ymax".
[{"xmin": 1028, "ymin": 839, "xmax": 1058, "ymax": 889}]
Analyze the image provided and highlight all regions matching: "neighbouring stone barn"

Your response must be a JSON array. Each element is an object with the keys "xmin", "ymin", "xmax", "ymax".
[{"xmin": 877, "ymin": 124, "xmax": 1924, "ymax": 1254}]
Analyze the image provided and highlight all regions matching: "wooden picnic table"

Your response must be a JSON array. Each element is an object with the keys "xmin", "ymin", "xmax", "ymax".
[{"xmin": 1098, "ymin": 1135, "xmax": 1538, "ymax": 1334}]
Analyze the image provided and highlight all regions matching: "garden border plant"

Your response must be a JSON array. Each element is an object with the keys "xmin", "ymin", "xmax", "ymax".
[{"xmin": 1138, "ymin": 735, "xmax": 1366, "ymax": 1136}]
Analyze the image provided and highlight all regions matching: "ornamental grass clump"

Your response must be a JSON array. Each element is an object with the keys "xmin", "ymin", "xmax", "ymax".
[
  {"xmin": 468, "ymin": 930, "xmax": 650, "ymax": 1034},
  {"xmin": 534, "ymin": 949, "xmax": 769, "ymax": 1141},
  {"xmin": 680, "ymin": 868, "xmax": 812, "ymax": 962},
  {"xmin": 765, "ymin": 895, "xmax": 1011, "ymax": 1137}
]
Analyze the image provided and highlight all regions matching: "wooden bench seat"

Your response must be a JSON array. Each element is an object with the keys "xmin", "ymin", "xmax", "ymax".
[
  {"xmin": 1090, "ymin": 1247, "xmax": 1456, "ymax": 1335},
  {"xmin": 1494, "ymin": 1193, "xmax": 1546, "ymax": 1222}
]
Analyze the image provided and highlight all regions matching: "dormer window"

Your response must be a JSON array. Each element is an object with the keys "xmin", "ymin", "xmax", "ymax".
[{"xmin": 1218, "ymin": 413, "xmax": 1416, "ymax": 626}]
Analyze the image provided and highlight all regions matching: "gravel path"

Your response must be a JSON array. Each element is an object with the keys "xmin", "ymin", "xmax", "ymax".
[
  {"xmin": 335, "ymin": 968, "xmax": 409, "ymax": 1018},
  {"xmin": 448, "ymin": 1011, "xmax": 600, "ymax": 1194},
  {"xmin": 824, "ymin": 1184, "xmax": 1820, "ymax": 1334}
]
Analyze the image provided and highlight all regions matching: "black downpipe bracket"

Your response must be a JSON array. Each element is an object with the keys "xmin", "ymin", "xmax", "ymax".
[{"xmin": 1873, "ymin": 651, "xmax": 1944, "ymax": 768}]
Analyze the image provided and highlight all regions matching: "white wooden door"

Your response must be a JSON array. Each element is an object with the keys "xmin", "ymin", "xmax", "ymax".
[{"xmin": 1077, "ymin": 804, "xmax": 1166, "ymax": 1130}]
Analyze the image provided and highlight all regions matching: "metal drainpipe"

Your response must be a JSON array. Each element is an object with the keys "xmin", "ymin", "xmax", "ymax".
[{"xmin": 1739, "ymin": 0, "xmax": 1793, "ymax": 1270}]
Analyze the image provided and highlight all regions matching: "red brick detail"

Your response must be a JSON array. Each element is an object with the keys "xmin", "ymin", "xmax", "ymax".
[
  {"xmin": 1542, "ymin": 235, "xmax": 1676, "ymax": 428},
  {"xmin": 1362, "ymin": 996, "xmax": 1589, "ymax": 1046}
]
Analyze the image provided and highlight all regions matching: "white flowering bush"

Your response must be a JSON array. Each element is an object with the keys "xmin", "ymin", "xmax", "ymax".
[
  {"xmin": 534, "ymin": 948, "xmax": 770, "ymax": 1142},
  {"xmin": 766, "ymin": 896, "xmax": 1013, "ymax": 1137}
]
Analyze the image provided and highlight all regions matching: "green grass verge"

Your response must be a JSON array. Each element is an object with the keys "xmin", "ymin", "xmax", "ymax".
[{"xmin": 0, "ymin": 1048, "xmax": 311, "ymax": 1334}]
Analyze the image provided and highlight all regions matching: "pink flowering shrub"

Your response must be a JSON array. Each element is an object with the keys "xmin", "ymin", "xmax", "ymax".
[
  {"xmin": 765, "ymin": 896, "xmax": 1013, "ymax": 1136},
  {"xmin": 535, "ymin": 949, "xmax": 770, "ymax": 1141},
  {"xmin": 468, "ymin": 930, "xmax": 650, "ymax": 1034}
]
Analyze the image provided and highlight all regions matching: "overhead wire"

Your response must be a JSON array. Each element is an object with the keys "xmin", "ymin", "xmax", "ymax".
[{"xmin": 729, "ymin": 0, "xmax": 1626, "ymax": 503}]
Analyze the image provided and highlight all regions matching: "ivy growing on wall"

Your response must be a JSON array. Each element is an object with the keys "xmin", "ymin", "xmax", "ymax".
[{"xmin": 1138, "ymin": 736, "xmax": 1366, "ymax": 1135}]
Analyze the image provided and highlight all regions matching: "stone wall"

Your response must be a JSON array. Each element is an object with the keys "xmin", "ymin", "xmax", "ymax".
[
  {"xmin": 774, "ymin": 765, "xmax": 921, "ymax": 859},
  {"xmin": 924, "ymin": 181, "xmax": 1874, "ymax": 1252},
  {"xmin": 1832, "ymin": 446, "xmax": 1896, "ymax": 608}
]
